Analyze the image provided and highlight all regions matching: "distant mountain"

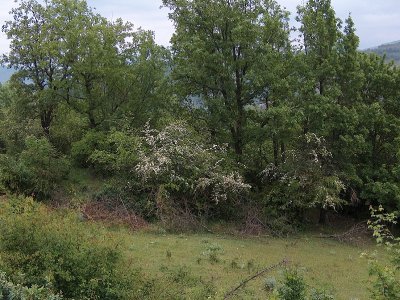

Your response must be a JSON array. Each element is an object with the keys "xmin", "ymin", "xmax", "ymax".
[
  {"xmin": 364, "ymin": 41, "xmax": 400, "ymax": 65},
  {"xmin": 0, "ymin": 66, "xmax": 14, "ymax": 83}
]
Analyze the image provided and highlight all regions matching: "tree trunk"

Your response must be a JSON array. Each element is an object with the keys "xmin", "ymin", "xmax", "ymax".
[
  {"xmin": 280, "ymin": 142, "xmax": 286, "ymax": 164},
  {"xmin": 40, "ymin": 109, "xmax": 53, "ymax": 136},
  {"xmin": 273, "ymin": 136, "xmax": 279, "ymax": 167},
  {"xmin": 319, "ymin": 208, "xmax": 327, "ymax": 225},
  {"xmin": 85, "ymin": 77, "xmax": 98, "ymax": 129},
  {"xmin": 231, "ymin": 124, "xmax": 243, "ymax": 158}
]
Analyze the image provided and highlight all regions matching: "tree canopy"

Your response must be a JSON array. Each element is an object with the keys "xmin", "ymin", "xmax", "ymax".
[{"xmin": 1, "ymin": 0, "xmax": 400, "ymax": 226}]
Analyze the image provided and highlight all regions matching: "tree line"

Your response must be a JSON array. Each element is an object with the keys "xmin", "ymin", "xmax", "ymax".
[{"xmin": 0, "ymin": 0, "xmax": 399, "ymax": 230}]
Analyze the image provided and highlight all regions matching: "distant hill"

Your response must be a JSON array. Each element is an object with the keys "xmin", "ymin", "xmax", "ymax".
[
  {"xmin": 0, "ymin": 66, "xmax": 14, "ymax": 83},
  {"xmin": 364, "ymin": 41, "xmax": 400, "ymax": 65}
]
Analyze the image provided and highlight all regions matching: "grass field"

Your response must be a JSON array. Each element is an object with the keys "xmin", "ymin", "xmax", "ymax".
[
  {"xmin": 112, "ymin": 227, "xmax": 379, "ymax": 299},
  {"xmin": 0, "ymin": 190, "xmax": 381, "ymax": 299}
]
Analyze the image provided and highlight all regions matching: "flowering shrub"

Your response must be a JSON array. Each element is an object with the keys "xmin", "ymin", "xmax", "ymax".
[
  {"xmin": 261, "ymin": 133, "xmax": 344, "ymax": 222},
  {"xmin": 88, "ymin": 122, "xmax": 250, "ymax": 222},
  {"xmin": 135, "ymin": 122, "xmax": 251, "ymax": 216}
]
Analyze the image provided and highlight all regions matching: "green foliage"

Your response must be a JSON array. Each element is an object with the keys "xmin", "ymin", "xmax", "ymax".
[
  {"xmin": 0, "ymin": 196, "xmax": 142, "ymax": 299},
  {"xmin": 135, "ymin": 122, "xmax": 251, "ymax": 218},
  {"xmin": 368, "ymin": 263, "xmax": 400, "ymax": 300},
  {"xmin": 366, "ymin": 206, "xmax": 400, "ymax": 299},
  {"xmin": 19, "ymin": 137, "xmax": 70, "ymax": 196},
  {"xmin": 261, "ymin": 133, "xmax": 344, "ymax": 223},
  {"xmin": 89, "ymin": 130, "xmax": 141, "ymax": 174},
  {"xmin": 93, "ymin": 180, "xmax": 155, "ymax": 219},
  {"xmin": 0, "ymin": 136, "xmax": 69, "ymax": 198},
  {"xmin": 163, "ymin": 0, "xmax": 291, "ymax": 157},
  {"xmin": 277, "ymin": 269, "xmax": 307, "ymax": 300},
  {"xmin": 2, "ymin": 0, "xmax": 168, "ymax": 134},
  {"xmin": 71, "ymin": 130, "xmax": 107, "ymax": 168},
  {"xmin": 274, "ymin": 269, "xmax": 335, "ymax": 300},
  {"xmin": 0, "ymin": 272, "xmax": 62, "ymax": 300},
  {"xmin": 0, "ymin": 155, "xmax": 32, "ymax": 195},
  {"xmin": 0, "ymin": 83, "xmax": 43, "ymax": 154},
  {"xmin": 49, "ymin": 103, "xmax": 88, "ymax": 153},
  {"xmin": 1, "ymin": 0, "xmax": 400, "ymax": 234}
]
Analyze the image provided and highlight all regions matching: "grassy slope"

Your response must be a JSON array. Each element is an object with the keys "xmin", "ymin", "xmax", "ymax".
[
  {"xmin": 117, "ymin": 229, "xmax": 378, "ymax": 299},
  {"xmin": 57, "ymin": 170, "xmax": 378, "ymax": 299},
  {"xmin": 0, "ymin": 191, "xmax": 381, "ymax": 299}
]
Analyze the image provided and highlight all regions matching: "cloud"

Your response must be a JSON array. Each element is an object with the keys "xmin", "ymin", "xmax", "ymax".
[
  {"xmin": 279, "ymin": 0, "xmax": 399, "ymax": 48},
  {"xmin": 86, "ymin": 0, "xmax": 174, "ymax": 46}
]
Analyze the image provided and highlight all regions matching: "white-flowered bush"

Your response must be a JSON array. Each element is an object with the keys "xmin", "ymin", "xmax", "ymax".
[
  {"xmin": 136, "ymin": 122, "xmax": 251, "ymax": 209},
  {"xmin": 260, "ymin": 133, "xmax": 344, "ymax": 219},
  {"xmin": 90, "ymin": 122, "xmax": 251, "ymax": 218}
]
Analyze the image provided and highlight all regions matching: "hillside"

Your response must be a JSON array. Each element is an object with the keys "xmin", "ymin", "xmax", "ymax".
[{"xmin": 364, "ymin": 40, "xmax": 400, "ymax": 64}]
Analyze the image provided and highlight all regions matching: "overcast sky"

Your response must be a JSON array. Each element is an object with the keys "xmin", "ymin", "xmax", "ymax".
[{"xmin": 0, "ymin": 0, "xmax": 398, "ymax": 54}]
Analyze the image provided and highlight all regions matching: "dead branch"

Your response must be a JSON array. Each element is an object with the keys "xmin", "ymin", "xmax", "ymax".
[
  {"xmin": 81, "ymin": 201, "xmax": 147, "ymax": 230},
  {"xmin": 318, "ymin": 221, "xmax": 369, "ymax": 245},
  {"xmin": 224, "ymin": 258, "xmax": 289, "ymax": 300}
]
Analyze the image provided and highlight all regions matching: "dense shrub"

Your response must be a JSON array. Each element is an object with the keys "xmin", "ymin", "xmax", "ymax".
[
  {"xmin": 0, "ymin": 272, "xmax": 62, "ymax": 300},
  {"xmin": 135, "ymin": 122, "xmax": 251, "ymax": 218},
  {"xmin": 0, "ymin": 155, "xmax": 32, "ymax": 195},
  {"xmin": 273, "ymin": 269, "xmax": 335, "ymax": 300},
  {"xmin": 0, "ymin": 136, "xmax": 69, "ymax": 198},
  {"xmin": 0, "ymin": 196, "xmax": 142, "ymax": 299},
  {"xmin": 49, "ymin": 103, "xmax": 88, "ymax": 154},
  {"xmin": 19, "ymin": 137, "xmax": 70, "ymax": 195},
  {"xmin": 89, "ymin": 123, "xmax": 251, "ymax": 223},
  {"xmin": 70, "ymin": 130, "xmax": 107, "ymax": 168},
  {"xmin": 89, "ymin": 130, "xmax": 141, "ymax": 174},
  {"xmin": 261, "ymin": 133, "xmax": 344, "ymax": 224},
  {"xmin": 93, "ymin": 180, "xmax": 155, "ymax": 220}
]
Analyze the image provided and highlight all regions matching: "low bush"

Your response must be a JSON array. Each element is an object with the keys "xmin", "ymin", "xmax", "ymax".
[
  {"xmin": 277, "ymin": 269, "xmax": 307, "ymax": 300},
  {"xmin": 367, "ymin": 206, "xmax": 400, "ymax": 299},
  {"xmin": 0, "ymin": 196, "xmax": 143, "ymax": 299},
  {"xmin": 0, "ymin": 272, "xmax": 62, "ymax": 300},
  {"xmin": 269, "ymin": 268, "xmax": 335, "ymax": 300},
  {"xmin": 0, "ymin": 136, "xmax": 69, "ymax": 198},
  {"xmin": 70, "ymin": 130, "xmax": 107, "ymax": 168}
]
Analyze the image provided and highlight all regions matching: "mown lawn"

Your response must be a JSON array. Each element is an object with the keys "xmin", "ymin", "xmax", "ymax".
[{"xmin": 115, "ymin": 228, "xmax": 378, "ymax": 299}]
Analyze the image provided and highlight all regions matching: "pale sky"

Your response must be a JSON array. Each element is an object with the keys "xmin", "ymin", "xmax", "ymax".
[{"xmin": 0, "ymin": 0, "xmax": 399, "ymax": 54}]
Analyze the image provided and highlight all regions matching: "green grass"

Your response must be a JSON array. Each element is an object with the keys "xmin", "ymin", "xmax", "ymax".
[
  {"xmin": 0, "ymin": 191, "xmax": 380, "ymax": 299},
  {"xmin": 114, "ymin": 228, "xmax": 378, "ymax": 299}
]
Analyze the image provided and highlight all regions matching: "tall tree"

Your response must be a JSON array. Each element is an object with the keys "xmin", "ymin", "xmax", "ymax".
[
  {"xmin": 163, "ymin": 0, "xmax": 290, "ymax": 159},
  {"xmin": 65, "ymin": 17, "xmax": 133, "ymax": 129},
  {"xmin": 296, "ymin": 0, "xmax": 342, "ymax": 138},
  {"xmin": 297, "ymin": 0, "xmax": 340, "ymax": 97},
  {"xmin": 1, "ymin": 0, "xmax": 97, "ymax": 135},
  {"xmin": 295, "ymin": 0, "xmax": 345, "ymax": 222}
]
